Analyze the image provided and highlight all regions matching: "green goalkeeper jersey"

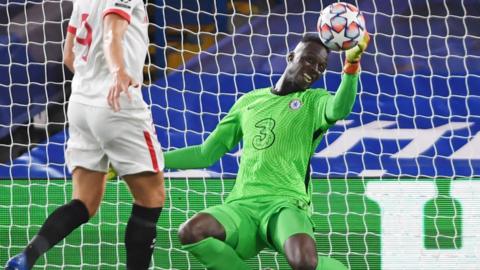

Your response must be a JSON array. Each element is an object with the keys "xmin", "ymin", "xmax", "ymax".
[{"xmin": 164, "ymin": 73, "xmax": 359, "ymax": 205}]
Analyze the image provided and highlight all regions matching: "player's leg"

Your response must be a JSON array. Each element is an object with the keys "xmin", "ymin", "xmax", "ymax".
[
  {"xmin": 6, "ymin": 102, "xmax": 108, "ymax": 270},
  {"xmin": 72, "ymin": 167, "xmax": 108, "ymax": 216},
  {"xmin": 178, "ymin": 213, "xmax": 226, "ymax": 244},
  {"xmin": 284, "ymin": 235, "xmax": 346, "ymax": 270},
  {"xmin": 268, "ymin": 207, "xmax": 347, "ymax": 270},
  {"xmin": 178, "ymin": 204, "xmax": 259, "ymax": 270},
  {"xmin": 267, "ymin": 207, "xmax": 317, "ymax": 270},
  {"xmin": 91, "ymin": 106, "xmax": 165, "ymax": 269},
  {"xmin": 6, "ymin": 168, "xmax": 106, "ymax": 270},
  {"xmin": 123, "ymin": 171, "xmax": 165, "ymax": 270},
  {"xmin": 179, "ymin": 212, "xmax": 250, "ymax": 270}
]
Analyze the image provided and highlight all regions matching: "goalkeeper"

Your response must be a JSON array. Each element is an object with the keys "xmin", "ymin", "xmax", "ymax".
[{"xmin": 166, "ymin": 32, "xmax": 370, "ymax": 270}]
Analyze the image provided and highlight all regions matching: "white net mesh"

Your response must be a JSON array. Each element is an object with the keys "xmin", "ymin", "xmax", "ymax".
[{"xmin": 0, "ymin": 0, "xmax": 479, "ymax": 269}]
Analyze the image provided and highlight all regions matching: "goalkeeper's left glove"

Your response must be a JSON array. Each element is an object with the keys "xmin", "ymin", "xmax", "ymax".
[
  {"xmin": 107, "ymin": 165, "xmax": 118, "ymax": 180},
  {"xmin": 344, "ymin": 31, "xmax": 371, "ymax": 74}
]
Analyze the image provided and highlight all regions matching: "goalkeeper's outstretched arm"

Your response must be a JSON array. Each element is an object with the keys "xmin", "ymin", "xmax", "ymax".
[
  {"xmin": 325, "ymin": 73, "xmax": 359, "ymax": 122},
  {"xmin": 325, "ymin": 32, "xmax": 370, "ymax": 122},
  {"xmin": 164, "ymin": 141, "xmax": 229, "ymax": 169},
  {"xmin": 164, "ymin": 107, "xmax": 242, "ymax": 169}
]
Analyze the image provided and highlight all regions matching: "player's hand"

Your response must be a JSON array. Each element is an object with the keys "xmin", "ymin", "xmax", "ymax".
[
  {"xmin": 346, "ymin": 31, "xmax": 370, "ymax": 63},
  {"xmin": 107, "ymin": 69, "xmax": 139, "ymax": 112}
]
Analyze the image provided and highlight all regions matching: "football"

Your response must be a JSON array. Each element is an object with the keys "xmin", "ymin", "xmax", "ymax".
[{"xmin": 317, "ymin": 2, "xmax": 366, "ymax": 51}]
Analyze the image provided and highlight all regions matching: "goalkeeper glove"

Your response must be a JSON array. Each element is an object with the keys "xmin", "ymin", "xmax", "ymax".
[
  {"xmin": 344, "ymin": 31, "xmax": 371, "ymax": 74},
  {"xmin": 107, "ymin": 165, "xmax": 118, "ymax": 180}
]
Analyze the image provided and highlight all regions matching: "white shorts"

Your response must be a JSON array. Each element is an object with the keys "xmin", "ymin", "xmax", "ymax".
[{"xmin": 66, "ymin": 102, "xmax": 164, "ymax": 176}]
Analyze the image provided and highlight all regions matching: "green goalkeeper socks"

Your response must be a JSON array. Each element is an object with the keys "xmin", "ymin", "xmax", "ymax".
[
  {"xmin": 182, "ymin": 237, "xmax": 346, "ymax": 270},
  {"xmin": 182, "ymin": 237, "xmax": 250, "ymax": 270}
]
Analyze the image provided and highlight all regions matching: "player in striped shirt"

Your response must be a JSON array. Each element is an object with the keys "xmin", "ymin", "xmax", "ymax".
[
  {"xmin": 6, "ymin": 0, "xmax": 164, "ymax": 269},
  {"xmin": 164, "ymin": 32, "xmax": 370, "ymax": 270}
]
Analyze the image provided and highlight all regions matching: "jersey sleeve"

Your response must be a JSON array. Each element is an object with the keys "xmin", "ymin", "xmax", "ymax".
[
  {"xmin": 103, "ymin": 0, "xmax": 142, "ymax": 24},
  {"xmin": 164, "ymin": 98, "xmax": 244, "ymax": 169},
  {"xmin": 324, "ymin": 73, "xmax": 359, "ymax": 123},
  {"xmin": 67, "ymin": 1, "xmax": 81, "ymax": 35},
  {"xmin": 311, "ymin": 73, "xmax": 359, "ymax": 131}
]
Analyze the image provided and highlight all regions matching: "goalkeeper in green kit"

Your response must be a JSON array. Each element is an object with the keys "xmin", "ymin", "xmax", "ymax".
[{"xmin": 165, "ymin": 32, "xmax": 370, "ymax": 270}]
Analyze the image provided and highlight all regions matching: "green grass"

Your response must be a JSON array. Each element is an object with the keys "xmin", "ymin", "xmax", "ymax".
[{"xmin": 0, "ymin": 178, "xmax": 463, "ymax": 269}]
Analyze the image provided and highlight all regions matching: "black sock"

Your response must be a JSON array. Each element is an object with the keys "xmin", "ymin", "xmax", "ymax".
[
  {"xmin": 24, "ymin": 199, "xmax": 89, "ymax": 269},
  {"xmin": 125, "ymin": 204, "xmax": 162, "ymax": 270}
]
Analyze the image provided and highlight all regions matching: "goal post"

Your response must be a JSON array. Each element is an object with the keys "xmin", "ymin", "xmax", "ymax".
[{"xmin": 1, "ymin": 0, "xmax": 480, "ymax": 269}]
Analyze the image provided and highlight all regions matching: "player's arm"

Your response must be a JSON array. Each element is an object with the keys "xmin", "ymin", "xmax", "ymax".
[
  {"xmin": 325, "ymin": 32, "xmax": 370, "ymax": 122},
  {"xmin": 63, "ymin": 32, "xmax": 75, "ymax": 73},
  {"xmin": 164, "ymin": 106, "xmax": 242, "ymax": 169},
  {"xmin": 103, "ymin": 13, "xmax": 139, "ymax": 112},
  {"xmin": 64, "ymin": 2, "xmax": 80, "ymax": 73}
]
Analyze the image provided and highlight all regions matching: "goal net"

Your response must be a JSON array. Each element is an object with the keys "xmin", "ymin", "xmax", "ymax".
[{"xmin": 1, "ymin": 0, "xmax": 479, "ymax": 269}]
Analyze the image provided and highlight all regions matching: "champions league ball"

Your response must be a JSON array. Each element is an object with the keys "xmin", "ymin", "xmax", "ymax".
[{"xmin": 317, "ymin": 2, "xmax": 366, "ymax": 51}]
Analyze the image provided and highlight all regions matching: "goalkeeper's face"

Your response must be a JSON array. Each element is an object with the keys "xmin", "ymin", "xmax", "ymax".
[{"xmin": 284, "ymin": 41, "xmax": 328, "ymax": 92}]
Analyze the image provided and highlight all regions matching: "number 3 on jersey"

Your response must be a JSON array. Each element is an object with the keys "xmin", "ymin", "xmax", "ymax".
[
  {"xmin": 76, "ymin": 13, "xmax": 92, "ymax": 61},
  {"xmin": 252, "ymin": 118, "xmax": 276, "ymax": 150}
]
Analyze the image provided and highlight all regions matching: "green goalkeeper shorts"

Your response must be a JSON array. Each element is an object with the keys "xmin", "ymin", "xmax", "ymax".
[{"xmin": 201, "ymin": 196, "xmax": 315, "ymax": 259}]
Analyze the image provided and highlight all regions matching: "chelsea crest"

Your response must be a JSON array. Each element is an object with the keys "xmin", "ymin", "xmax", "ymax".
[{"xmin": 289, "ymin": 99, "xmax": 302, "ymax": 110}]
